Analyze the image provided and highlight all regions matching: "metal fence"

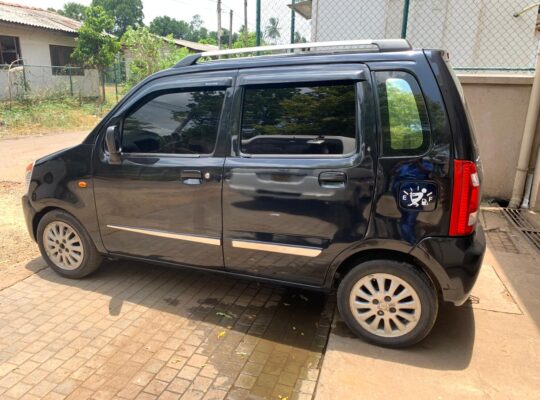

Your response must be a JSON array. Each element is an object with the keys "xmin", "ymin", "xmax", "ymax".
[
  {"xmin": 0, "ymin": 62, "xmax": 131, "ymax": 104},
  {"xmin": 255, "ymin": 0, "xmax": 540, "ymax": 73}
]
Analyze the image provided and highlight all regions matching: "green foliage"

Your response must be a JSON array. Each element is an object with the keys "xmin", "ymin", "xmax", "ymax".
[
  {"xmin": 122, "ymin": 27, "xmax": 188, "ymax": 86},
  {"xmin": 72, "ymin": 5, "xmax": 120, "ymax": 73},
  {"xmin": 73, "ymin": 5, "xmax": 120, "ymax": 102},
  {"xmin": 232, "ymin": 32, "xmax": 258, "ymax": 48},
  {"xmin": 57, "ymin": 2, "xmax": 88, "ymax": 21},
  {"xmin": 0, "ymin": 94, "xmax": 117, "ymax": 139},
  {"xmin": 199, "ymin": 37, "xmax": 217, "ymax": 46},
  {"xmin": 149, "ymin": 16, "xmax": 190, "ymax": 39},
  {"xmin": 148, "ymin": 14, "xmax": 210, "ymax": 42},
  {"xmin": 91, "ymin": 0, "xmax": 143, "ymax": 36}
]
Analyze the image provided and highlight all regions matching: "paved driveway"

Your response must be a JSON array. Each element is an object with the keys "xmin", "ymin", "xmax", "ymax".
[{"xmin": 0, "ymin": 259, "xmax": 333, "ymax": 400}]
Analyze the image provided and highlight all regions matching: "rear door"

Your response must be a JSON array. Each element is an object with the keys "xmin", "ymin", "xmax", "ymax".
[
  {"xmin": 93, "ymin": 72, "xmax": 235, "ymax": 268},
  {"xmin": 222, "ymin": 65, "xmax": 377, "ymax": 285}
]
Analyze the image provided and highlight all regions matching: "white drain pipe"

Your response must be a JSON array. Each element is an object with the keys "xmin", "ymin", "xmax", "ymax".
[
  {"xmin": 529, "ymin": 146, "xmax": 540, "ymax": 209},
  {"xmin": 509, "ymin": 50, "xmax": 540, "ymax": 208}
]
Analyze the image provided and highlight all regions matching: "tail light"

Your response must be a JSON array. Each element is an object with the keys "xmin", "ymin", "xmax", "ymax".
[
  {"xmin": 449, "ymin": 160, "xmax": 480, "ymax": 236},
  {"xmin": 25, "ymin": 162, "xmax": 34, "ymax": 194}
]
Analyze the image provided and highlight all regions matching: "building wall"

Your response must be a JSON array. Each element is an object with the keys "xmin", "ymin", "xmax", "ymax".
[
  {"xmin": 458, "ymin": 74, "xmax": 540, "ymax": 202},
  {"xmin": 0, "ymin": 23, "xmax": 99, "ymax": 100}
]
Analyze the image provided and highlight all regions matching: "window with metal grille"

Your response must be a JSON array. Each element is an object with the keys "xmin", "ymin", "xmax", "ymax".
[{"xmin": 0, "ymin": 35, "xmax": 22, "ymax": 66}]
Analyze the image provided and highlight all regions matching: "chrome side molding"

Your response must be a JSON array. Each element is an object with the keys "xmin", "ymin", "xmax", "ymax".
[
  {"xmin": 107, "ymin": 225, "xmax": 221, "ymax": 246},
  {"xmin": 231, "ymin": 239, "xmax": 321, "ymax": 257}
]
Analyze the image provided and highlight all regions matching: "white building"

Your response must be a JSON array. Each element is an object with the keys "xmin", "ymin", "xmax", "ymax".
[
  {"xmin": 0, "ymin": 1, "xmax": 100, "ymax": 100},
  {"xmin": 290, "ymin": 0, "xmax": 539, "ymax": 71}
]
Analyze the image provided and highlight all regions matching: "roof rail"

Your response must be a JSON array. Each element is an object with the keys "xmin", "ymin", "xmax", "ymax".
[{"xmin": 174, "ymin": 39, "xmax": 411, "ymax": 68}]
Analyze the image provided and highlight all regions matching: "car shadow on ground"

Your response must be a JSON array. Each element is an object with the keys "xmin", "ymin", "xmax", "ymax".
[
  {"xmin": 331, "ymin": 302, "xmax": 475, "ymax": 371},
  {"xmin": 26, "ymin": 258, "xmax": 475, "ymax": 368}
]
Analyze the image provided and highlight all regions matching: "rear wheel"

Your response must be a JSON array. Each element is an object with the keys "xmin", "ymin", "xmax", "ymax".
[
  {"xmin": 37, "ymin": 210, "xmax": 103, "ymax": 278},
  {"xmin": 337, "ymin": 259, "xmax": 438, "ymax": 347}
]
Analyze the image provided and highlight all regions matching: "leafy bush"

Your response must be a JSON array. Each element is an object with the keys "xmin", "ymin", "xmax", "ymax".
[{"xmin": 122, "ymin": 27, "xmax": 188, "ymax": 87}]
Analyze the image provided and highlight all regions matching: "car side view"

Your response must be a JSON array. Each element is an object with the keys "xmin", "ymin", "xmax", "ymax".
[{"xmin": 22, "ymin": 39, "xmax": 485, "ymax": 347}]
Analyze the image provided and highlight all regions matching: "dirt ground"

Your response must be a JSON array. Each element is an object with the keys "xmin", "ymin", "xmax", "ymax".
[{"xmin": 0, "ymin": 181, "xmax": 39, "ymax": 270}]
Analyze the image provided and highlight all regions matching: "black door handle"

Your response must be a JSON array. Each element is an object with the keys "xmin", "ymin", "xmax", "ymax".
[
  {"xmin": 181, "ymin": 170, "xmax": 202, "ymax": 184},
  {"xmin": 319, "ymin": 171, "xmax": 347, "ymax": 188}
]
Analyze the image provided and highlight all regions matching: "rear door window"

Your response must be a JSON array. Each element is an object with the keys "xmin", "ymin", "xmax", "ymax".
[
  {"xmin": 240, "ymin": 82, "xmax": 358, "ymax": 156},
  {"xmin": 375, "ymin": 71, "xmax": 430, "ymax": 156}
]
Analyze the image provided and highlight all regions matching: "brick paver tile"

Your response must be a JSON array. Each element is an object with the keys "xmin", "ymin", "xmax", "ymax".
[
  {"xmin": 0, "ymin": 262, "xmax": 332, "ymax": 400},
  {"xmin": 156, "ymin": 366, "xmax": 178, "ymax": 383},
  {"xmin": 180, "ymin": 388, "xmax": 204, "ymax": 400},
  {"xmin": 4, "ymin": 381, "xmax": 32, "ymax": 398},
  {"xmin": 144, "ymin": 379, "xmax": 168, "ymax": 396},
  {"xmin": 167, "ymin": 377, "xmax": 190, "ymax": 395},
  {"xmin": 159, "ymin": 390, "xmax": 182, "ymax": 400},
  {"xmin": 202, "ymin": 388, "xmax": 227, "ymax": 400},
  {"xmin": 29, "ymin": 380, "xmax": 56, "ymax": 397},
  {"xmin": 177, "ymin": 365, "xmax": 200, "ymax": 381},
  {"xmin": 187, "ymin": 354, "xmax": 208, "ymax": 368}
]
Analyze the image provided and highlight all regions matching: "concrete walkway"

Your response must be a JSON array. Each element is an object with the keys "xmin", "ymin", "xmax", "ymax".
[
  {"xmin": 316, "ymin": 210, "xmax": 540, "ymax": 400},
  {"xmin": 0, "ymin": 131, "xmax": 89, "ymax": 183}
]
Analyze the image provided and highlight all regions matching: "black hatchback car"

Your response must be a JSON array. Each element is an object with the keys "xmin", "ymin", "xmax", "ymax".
[{"xmin": 22, "ymin": 39, "xmax": 485, "ymax": 347}]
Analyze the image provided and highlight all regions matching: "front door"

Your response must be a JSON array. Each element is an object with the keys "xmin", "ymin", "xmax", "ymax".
[
  {"xmin": 223, "ymin": 65, "xmax": 376, "ymax": 285},
  {"xmin": 93, "ymin": 73, "xmax": 234, "ymax": 268}
]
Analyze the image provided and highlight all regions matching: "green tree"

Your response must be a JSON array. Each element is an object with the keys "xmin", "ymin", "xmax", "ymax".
[
  {"xmin": 91, "ymin": 0, "xmax": 143, "ymax": 36},
  {"xmin": 58, "ymin": 2, "xmax": 88, "ymax": 21},
  {"xmin": 122, "ymin": 27, "xmax": 188, "ymax": 86},
  {"xmin": 149, "ymin": 16, "xmax": 190, "ymax": 39},
  {"xmin": 232, "ymin": 31, "xmax": 258, "ymax": 48},
  {"xmin": 73, "ymin": 6, "xmax": 120, "ymax": 101},
  {"xmin": 265, "ymin": 17, "xmax": 281, "ymax": 44}
]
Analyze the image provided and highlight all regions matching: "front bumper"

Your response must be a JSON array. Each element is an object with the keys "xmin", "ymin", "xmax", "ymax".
[
  {"xmin": 410, "ymin": 226, "xmax": 486, "ymax": 305},
  {"xmin": 22, "ymin": 194, "xmax": 37, "ymax": 241}
]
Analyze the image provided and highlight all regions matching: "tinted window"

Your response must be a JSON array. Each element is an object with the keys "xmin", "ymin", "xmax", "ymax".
[
  {"xmin": 241, "ymin": 82, "xmax": 357, "ymax": 155},
  {"xmin": 376, "ymin": 71, "xmax": 430, "ymax": 155},
  {"xmin": 122, "ymin": 89, "xmax": 225, "ymax": 155}
]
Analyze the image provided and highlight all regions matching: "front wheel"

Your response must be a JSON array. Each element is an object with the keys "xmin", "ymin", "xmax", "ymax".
[
  {"xmin": 337, "ymin": 260, "xmax": 438, "ymax": 348},
  {"xmin": 37, "ymin": 210, "xmax": 103, "ymax": 278}
]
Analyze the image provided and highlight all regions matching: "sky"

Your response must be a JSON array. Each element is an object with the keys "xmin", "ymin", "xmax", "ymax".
[{"xmin": 9, "ymin": 0, "xmax": 257, "ymax": 32}]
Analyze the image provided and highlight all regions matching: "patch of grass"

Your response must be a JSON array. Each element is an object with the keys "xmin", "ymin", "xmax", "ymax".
[{"xmin": 0, "ymin": 86, "xmax": 125, "ymax": 139}]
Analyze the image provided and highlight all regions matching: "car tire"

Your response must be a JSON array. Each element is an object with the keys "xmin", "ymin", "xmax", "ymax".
[
  {"xmin": 37, "ymin": 210, "xmax": 103, "ymax": 278},
  {"xmin": 337, "ymin": 259, "xmax": 438, "ymax": 348}
]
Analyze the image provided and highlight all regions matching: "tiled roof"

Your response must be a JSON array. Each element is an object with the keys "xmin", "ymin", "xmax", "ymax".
[{"xmin": 0, "ymin": 1, "xmax": 81, "ymax": 34}]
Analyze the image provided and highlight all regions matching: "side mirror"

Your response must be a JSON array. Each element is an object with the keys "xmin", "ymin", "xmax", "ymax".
[{"xmin": 105, "ymin": 125, "xmax": 121, "ymax": 165}]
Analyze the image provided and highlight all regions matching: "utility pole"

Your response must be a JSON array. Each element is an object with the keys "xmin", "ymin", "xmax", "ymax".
[
  {"xmin": 229, "ymin": 9, "xmax": 233, "ymax": 48},
  {"xmin": 290, "ymin": 0, "xmax": 295, "ymax": 43},
  {"xmin": 255, "ymin": 0, "xmax": 261, "ymax": 46},
  {"xmin": 244, "ymin": 0, "xmax": 248, "ymax": 46},
  {"xmin": 217, "ymin": 0, "xmax": 222, "ymax": 49}
]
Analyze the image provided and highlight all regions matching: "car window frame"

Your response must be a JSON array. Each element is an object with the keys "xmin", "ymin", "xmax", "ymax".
[
  {"xmin": 234, "ymin": 66, "xmax": 367, "ymax": 159},
  {"xmin": 373, "ymin": 69, "xmax": 433, "ymax": 159},
  {"xmin": 97, "ymin": 74, "xmax": 234, "ymax": 160}
]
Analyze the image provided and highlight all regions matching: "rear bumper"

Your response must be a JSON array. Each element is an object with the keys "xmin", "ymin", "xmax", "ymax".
[
  {"xmin": 22, "ymin": 194, "xmax": 37, "ymax": 241},
  {"xmin": 410, "ymin": 226, "xmax": 486, "ymax": 305}
]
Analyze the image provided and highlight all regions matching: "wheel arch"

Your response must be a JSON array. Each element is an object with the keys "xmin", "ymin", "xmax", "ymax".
[
  {"xmin": 327, "ymin": 244, "xmax": 444, "ymax": 300},
  {"xmin": 33, "ymin": 206, "xmax": 64, "ymax": 240}
]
